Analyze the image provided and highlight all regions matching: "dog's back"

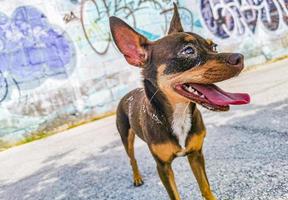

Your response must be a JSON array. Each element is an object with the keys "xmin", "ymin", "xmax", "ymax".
[{"xmin": 116, "ymin": 88, "xmax": 147, "ymax": 143}]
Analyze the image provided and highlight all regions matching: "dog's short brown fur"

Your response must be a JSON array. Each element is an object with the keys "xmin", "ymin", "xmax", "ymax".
[{"xmin": 110, "ymin": 4, "xmax": 249, "ymax": 200}]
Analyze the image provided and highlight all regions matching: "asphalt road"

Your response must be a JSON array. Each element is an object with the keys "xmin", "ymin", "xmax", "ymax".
[{"xmin": 0, "ymin": 60, "xmax": 288, "ymax": 200}]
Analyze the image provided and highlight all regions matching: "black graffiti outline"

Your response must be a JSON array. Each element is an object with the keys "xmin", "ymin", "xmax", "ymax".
[
  {"xmin": 0, "ymin": 71, "xmax": 21, "ymax": 103},
  {"xmin": 80, "ymin": 0, "xmax": 111, "ymax": 55},
  {"xmin": 0, "ymin": 71, "xmax": 8, "ymax": 103},
  {"xmin": 80, "ymin": 0, "xmax": 164, "ymax": 55},
  {"xmin": 78, "ymin": 0, "xmax": 194, "ymax": 55}
]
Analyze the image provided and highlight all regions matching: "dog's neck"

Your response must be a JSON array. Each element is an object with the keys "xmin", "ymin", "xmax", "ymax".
[
  {"xmin": 143, "ymin": 79, "xmax": 171, "ymax": 118},
  {"xmin": 143, "ymin": 79, "xmax": 195, "ymax": 147}
]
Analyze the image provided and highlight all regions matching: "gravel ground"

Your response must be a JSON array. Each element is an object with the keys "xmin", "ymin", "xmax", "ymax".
[{"xmin": 0, "ymin": 60, "xmax": 288, "ymax": 200}]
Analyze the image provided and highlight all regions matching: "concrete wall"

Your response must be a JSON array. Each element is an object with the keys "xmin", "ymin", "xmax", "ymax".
[{"xmin": 1, "ymin": 0, "xmax": 288, "ymax": 145}]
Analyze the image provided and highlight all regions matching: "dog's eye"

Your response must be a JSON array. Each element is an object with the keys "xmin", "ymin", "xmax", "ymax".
[{"xmin": 182, "ymin": 46, "xmax": 195, "ymax": 55}]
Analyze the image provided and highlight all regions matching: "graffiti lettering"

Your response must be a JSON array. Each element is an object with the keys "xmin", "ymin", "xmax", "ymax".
[
  {"xmin": 67, "ymin": 0, "xmax": 194, "ymax": 55},
  {"xmin": 201, "ymin": 0, "xmax": 288, "ymax": 39},
  {"xmin": 63, "ymin": 11, "xmax": 79, "ymax": 23}
]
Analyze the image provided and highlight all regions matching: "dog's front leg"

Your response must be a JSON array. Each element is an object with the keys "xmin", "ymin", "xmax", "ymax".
[
  {"xmin": 149, "ymin": 143, "xmax": 181, "ymax": 200},
  {"xmin": 187, "ymin": 150, "xmax": 217, "ymax": 200},
  {"xmin": 156, "ymin": 160, "xmax": 181, "ymax": 200}
]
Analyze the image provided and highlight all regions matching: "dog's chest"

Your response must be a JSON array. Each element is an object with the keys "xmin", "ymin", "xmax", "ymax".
[{"xmin": 172, "ymin": 103, "xmax": 191, "ymax": 148}]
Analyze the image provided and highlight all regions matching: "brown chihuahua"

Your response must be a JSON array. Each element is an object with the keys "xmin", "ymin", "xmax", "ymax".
[{"xmin": 110, "ymin": 3, "xmax": 250, "ymax": 200}]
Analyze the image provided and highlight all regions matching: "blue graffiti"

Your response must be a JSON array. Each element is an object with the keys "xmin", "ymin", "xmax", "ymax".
[
  {"xmin": 194, "ymin": 19, "xmax": 203, "ymax": 28},
  {"xmin": 135, "ymin": 28, "xmax": 160, "ymax": 41},
  {"xmin": 0, "ymin": 6, "xmax": 75, "ymax": 102},
  {"xmin": 70, "ymin": 0, "xmax": 80, "ymax": 4}
]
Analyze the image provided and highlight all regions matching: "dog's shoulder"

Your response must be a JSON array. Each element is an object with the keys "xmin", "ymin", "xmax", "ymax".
[
  {"xmin": 120, "ymin": 88, "xmax": 145, "ymax": 104},
  {"xmin": 117, "ymin": 88, "xmax": 145, "ymax": 114}
]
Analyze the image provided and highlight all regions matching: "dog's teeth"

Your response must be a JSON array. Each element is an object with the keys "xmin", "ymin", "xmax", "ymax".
[
  {"xmin": 184, "ymin": 85, "xmax": 204, "ymax": 97},
  {"xmin": 187, "ymin": 86, "xmax": 195, "ymax": 93},
  {"xmin": 184, "ymin": 85, "xmax": 190, "ymax": 90}
]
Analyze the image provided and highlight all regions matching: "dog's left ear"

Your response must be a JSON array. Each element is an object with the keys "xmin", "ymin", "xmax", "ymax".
[
  {"xmin": 109, "ymin": 16, "xmax": 149, "ymax": 67},
  {"xmin": 168, "ymin": 3, "xmax": 184, "ymax": 34}
]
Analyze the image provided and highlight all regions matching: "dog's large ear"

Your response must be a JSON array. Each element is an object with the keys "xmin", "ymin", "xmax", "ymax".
[
  {"xmin": 109, "ymin": 16, "xmax": 149, "ymax": 67},
  {"xmin": 168, "ymin": 3, "xmax": 184, "ymax": 34}
]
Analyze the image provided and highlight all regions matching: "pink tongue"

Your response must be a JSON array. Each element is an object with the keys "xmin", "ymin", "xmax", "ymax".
[{"xmin": 190, "ymin": 84, "xmax": 250, "ymax": 106}]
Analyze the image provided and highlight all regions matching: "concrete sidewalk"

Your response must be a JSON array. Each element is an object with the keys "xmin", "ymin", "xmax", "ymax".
[{"xmin": 0, "ymin": 60, "xmax": 288, "ymax": 200}]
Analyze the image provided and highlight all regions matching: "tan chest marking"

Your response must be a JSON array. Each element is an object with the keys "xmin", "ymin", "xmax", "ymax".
[
  {"xmin": 150, "ymin": 131, "xmax": 206, "ymax": 162},
  {"xmin": 150, "ymin": 142, "xmax": 181, "ymax": 163},
  {"xmin": 186, "ymin": 130, "xmax": 206, "ymax": 152},
  {"xmin": 177, "ymin": 130, "xmax": 206, "ymax": 157}
]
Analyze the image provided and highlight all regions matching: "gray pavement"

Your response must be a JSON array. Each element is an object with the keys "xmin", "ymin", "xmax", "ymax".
[{"xmin": 0, "ymin": 60, "xmax": 288, "ymax": 200}]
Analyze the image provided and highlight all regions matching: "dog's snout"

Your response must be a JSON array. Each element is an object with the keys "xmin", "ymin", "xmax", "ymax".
[{"xmin": 227, "ymin": 53, "xmax": 243, "ymax": 66}]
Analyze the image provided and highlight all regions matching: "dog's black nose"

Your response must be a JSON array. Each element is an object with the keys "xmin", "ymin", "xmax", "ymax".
[{"xmin": 227, "ymin": 53, "xmax": 243, "ymax": 66}]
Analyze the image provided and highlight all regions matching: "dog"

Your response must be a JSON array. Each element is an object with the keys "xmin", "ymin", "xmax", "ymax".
[{"xmin": 109, "ymin": 3, "xmax": 250, "ymax": 200}]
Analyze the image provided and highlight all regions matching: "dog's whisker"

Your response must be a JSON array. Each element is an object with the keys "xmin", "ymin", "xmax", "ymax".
[
  {"xmin": 183, "ymin": 102, "xmax": 190, "ymax": 115},
  {"xmin": 149, "ymin": 89, "xmax": 159, "ymax": 103}
]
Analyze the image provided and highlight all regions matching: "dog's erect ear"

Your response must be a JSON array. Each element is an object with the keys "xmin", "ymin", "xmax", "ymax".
[
  {"xmin": 109, "ymin": 16, "xmax": 149, "ymax": 67},
  {"xmin": 168, "ymin": 3, "xmax": 184, "ymax": 34}
]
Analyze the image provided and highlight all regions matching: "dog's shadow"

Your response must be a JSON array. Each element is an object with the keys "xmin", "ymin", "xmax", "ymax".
[{"xmin": 1, "ymin": 99, "xmax": 288, "ymax": 200}]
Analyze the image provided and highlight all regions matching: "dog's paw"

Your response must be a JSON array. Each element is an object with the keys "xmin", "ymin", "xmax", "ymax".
[
  {"xmin": 133, "ymin": 177, "xmax": 144, "ymax": 187},
  {"xmin": 203, "ymin": 194, "xmax": 217, "ymax": 200}
]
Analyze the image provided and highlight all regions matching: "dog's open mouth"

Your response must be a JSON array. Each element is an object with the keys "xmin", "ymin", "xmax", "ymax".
[{"xmin": 174, "ymin": 83, "xmax": 250, "ymax": 111}]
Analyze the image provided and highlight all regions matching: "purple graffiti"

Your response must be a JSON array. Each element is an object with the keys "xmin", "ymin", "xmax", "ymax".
[
  {"xmin": 0, "ymin": 6, "xmax": 75, "ymax": 102},
  {"xmin": 200, "ymin": 0, "xmax": 288, "ymax": 39}
]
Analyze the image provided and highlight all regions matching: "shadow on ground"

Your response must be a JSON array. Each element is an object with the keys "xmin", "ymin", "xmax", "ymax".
[{"xmin": 0, "ymin": 99, "xmax": 288, "ymax": 200}]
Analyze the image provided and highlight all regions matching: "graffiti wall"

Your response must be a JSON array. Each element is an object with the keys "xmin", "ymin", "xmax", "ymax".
[{"xmin": 0, "ymin": 0, "xmax": 288, "ymax": 146}]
